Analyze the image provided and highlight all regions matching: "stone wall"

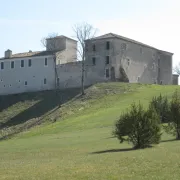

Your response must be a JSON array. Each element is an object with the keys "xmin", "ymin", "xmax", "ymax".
[
  {"xmin": 56, "ymin": 61, "xmax": 107, "ymax": 89},
  {"xmin": 85, "ymin": 37, "xmax": 173, "ymax": 85},
  {"xmin": 172, "ymin": 74, "xmax": 179, "ymax": 85}
]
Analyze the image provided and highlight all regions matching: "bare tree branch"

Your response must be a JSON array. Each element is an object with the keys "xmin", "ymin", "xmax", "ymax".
[
  {"xmin": 73, "ymin": 22, "xmax": 97, "ymax": 95},
  {"xmin": 174, "ymin": 63, "xmax": 180, "ymax": 75}
]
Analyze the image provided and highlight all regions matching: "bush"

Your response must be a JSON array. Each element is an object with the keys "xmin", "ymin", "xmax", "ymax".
[
  {"xmin": 164, "ymin": 89, "xmax": 180, "ymax": 140},
  {"xmin": 149, "ymin": 94, "xmax": 170, "ymax": 123},
  {"xmin": 113, "ymin": 102, "xmax": 162, "ymax": 149}
]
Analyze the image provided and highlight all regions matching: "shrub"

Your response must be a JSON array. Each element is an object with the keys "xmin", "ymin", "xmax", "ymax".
[
  {"xmin": 149, "ymin": 94, "xmax": 170, "ymax": 123},
  {"xmin": 113, "ymin": 102, "xmax": 162, "ymax": 149},
  {"xmin": 164, "ymin": 89, "xmax": 180, "ymax": 140}
]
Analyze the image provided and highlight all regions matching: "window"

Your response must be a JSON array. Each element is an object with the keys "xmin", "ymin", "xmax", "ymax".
[
  {"xmin": 106, "ymin": 69, "xmax": 110, "ymax": 78},
  {"xmin": 92, "ymin": 57, "xmax": 96, "ymax": 65},
  {"xmin": 21, "ymin": 60, "xmax": 24, "ymax": 67},
  {"xmin": 106, "ymin": 41, "xmax": 110, "ymax": 50},
  {"xmin": 1, "ymin": 62, "xmax": 4, "ymax": 69},
  {"xmin": 45, "ymin": 58, "xmax": 48, "ymax": 66},
  {"xmin": 44, "ymin": 78, "xmax": 47, "ymax": 84},
  {"xmin": 106, "ymin": 56, "xmax": 110, "ymax": 65},
  {"xmin": 57, "ymin": 78, "xmax": 60, "ymax": 87},
  {"xmin": 152, "ymin": 63, "xmax": 156, "ymax": 70},
  {"xmin": 19, "ymin": 80, "xmax": 21, "ymax": 83},
  {"xmin": 4, "ymin": 85, "xmax": 5, "ymax": 88},
  {"xmin": 9, "ymin": 84, "xmax": 12, "ymax": 87},
  {"xmin": 127, "ymin": 59, "xmax": 130, "ymax": 66},
  {"xmin": 24, "ymin": 81, "xmax": 27, "ymax": 86},
  {"xmin": 93, "ymin": 44, "xmax": 96, "ymax": 51},
  {"xmin": 11, "ymin": 61, "xmax": 14, "ymax": 69},
  {"xmin": 28, "ymin": 59, "xmax": 32, "ymax": 67},
  {"xmin": 121, "ymin": 43, "xmax": 127, "ymax": 51}
]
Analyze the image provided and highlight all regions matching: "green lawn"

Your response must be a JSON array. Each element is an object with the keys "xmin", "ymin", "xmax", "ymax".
[{"xmin": 0, "ymin": 83, "xmax": 180, "ymax": 180}]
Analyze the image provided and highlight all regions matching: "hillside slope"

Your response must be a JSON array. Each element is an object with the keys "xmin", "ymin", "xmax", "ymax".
[
  {"xmin": 0, "ymin": 83, "xmax": 178, "ymax": 139},
  {"xmin": 0, "ymin": 83, "xmax": 180, "ymax": 180}
]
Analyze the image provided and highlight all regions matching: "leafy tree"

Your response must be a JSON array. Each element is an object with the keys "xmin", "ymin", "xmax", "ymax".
[
  {"xmin": 149, "ymin": 94, "xmax": 170, "ymax": 123},
  {"xmin": 113, "ymin": 102, "xmax": 162, "ymax": 149},
  {"xmin": 164, "ymin": 89, "xmax": 180, "ymax": 140}
]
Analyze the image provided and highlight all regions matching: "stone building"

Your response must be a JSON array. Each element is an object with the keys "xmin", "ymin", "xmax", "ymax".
[
  {"xmin": 85, "ymin": 33, "xmax": 173, "ymax": 85},
  {"xmin": 0, "ymin": 36, "xmax": 77, "ymax": 95},
  {"xmin": 172, "ymin": 74, "xmax": 179, "ymax": 85},
  {"xmin": 0, "ymin": 33, "xmax": 176, "ymax": 95}
]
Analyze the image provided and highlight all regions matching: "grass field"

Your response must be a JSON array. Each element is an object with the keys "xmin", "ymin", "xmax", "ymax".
[{"xmin": 0, "ymin": 83, "xmax": 180, "ymax": 180}]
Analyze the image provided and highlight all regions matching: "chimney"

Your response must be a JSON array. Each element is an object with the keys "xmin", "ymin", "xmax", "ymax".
[{"xmin": 5, "ymin": 49, "xmax": 12, "ymax": 58}]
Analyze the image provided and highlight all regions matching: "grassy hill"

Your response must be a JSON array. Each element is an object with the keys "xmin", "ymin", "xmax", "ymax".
[{"xmin": 0, "ymin": 83, "xmax": 180, "ymax": 180}]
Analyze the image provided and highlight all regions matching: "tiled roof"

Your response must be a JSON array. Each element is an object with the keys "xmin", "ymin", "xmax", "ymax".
[
  {"xmin": 0, "ymin": 51, "xmax": 54, "ymax": 60},
  {"xmin": 87, "ymin": 33, "xmax": 173, "ymax": 55}
]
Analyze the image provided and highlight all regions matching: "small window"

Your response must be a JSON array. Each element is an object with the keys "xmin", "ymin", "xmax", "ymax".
[
  {"xmin": 28, "ymin": 59, "xmax": 32, "ymax": 67},
  {"xmin": 1, "ymin": 62, "xmax": 4, "ymax": 69},
  {"xmin": 9, "ymin": 84, "xmax": 12, "ymax": 87},
  {"xmin": 152, "ymin": 63, "xmax": 156, "ymax": 70},
  {"xmin": 24, "ymin": 81, "xmax": 27, "ymax": 86},
  {"xmin": 106, "ymin": 69, "xmax": 110, "ymax": 78},
  {"xmin": 44, "ymin": 78, "xmax": 47, "ymax": 84},
  {"xmin": 127, "ymin": 59, "xmax": 130, "ymax": 66},
  {"xmin": 121, "ymin": 43, "xmax": 127, "ymax": 50},
  {"xmin": 45, "ymin": 58, "xmax": 48, "ymax": 66},
  {"xmin": 106, "ymin": 56, "xmax": 110, "ymax": 65},
  {"xmin": 4, "ymin": 85, "xmax": 5, "ymax": 88},
  {"xmin": 92, "ymin": 57, "xmax": 96, "ymax": 65},
  {"xmin": 11, "ymin": 61, "xmax": 14, "ymax": 69},
  {"xmin": 21, "ymin": 60, "xmax": 24, "ymax": 67},
  {"xmin": 106, "ymin": 41, "xmax": 110, "ymax": 50},
  {"xmin": 93, "ymin": 44, "xmax": 96, "ymax": 51},
  {"xmin": 57, "ymin": 77, "xmax": 60, "ymax": 86},
  {"xmin": 19, "ymin": 80, "xmax": 21, "ymax": 83}
]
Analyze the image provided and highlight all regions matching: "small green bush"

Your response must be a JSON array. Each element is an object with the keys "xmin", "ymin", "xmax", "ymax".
[
  {"xmin": 164, "ymin": 89, "xmax": 180, "ymax": 140},
  {"xmin": 149, "ymin": 94, "xmax": 170, "ymax": 123},
  {"xmin": 113, "ymin": 103, "xmax": 162, "ymax": 149}
]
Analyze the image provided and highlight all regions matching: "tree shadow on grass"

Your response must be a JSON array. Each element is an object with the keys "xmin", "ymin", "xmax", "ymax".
[
  {"xmin": 161, "ymin": 139, "xmax": 178, "ymax": 143},
  {"xmin": 91, "ymin": 146, "xmax": 153, "ymax": 154},
  {"xmin": 0, "ymin": 87, "xmax": 85, "ymax": 129},
  {"xmin": 91, "ymin": 148, "xmax": 135, "ymax": 154}
]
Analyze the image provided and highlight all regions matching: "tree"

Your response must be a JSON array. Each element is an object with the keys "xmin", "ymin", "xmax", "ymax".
[
  {"xmin": 41, "ymin": 33, "xmax": 61, "ymax": 107},
  {"xmin": 165, "ymin": 89, "xmax": 180, "ymax": 140},
  {"xmin": 73, "ymin": 22, "xmax": 97, "ymax": 95},
  {"xmin": 149, "ymin": 94, "xmax": 170, "ymax": 123},
  {"xmin": 113, "ymin": 102, "xmax": 162, "ymax": 149},
  {"xmin": 174, "ymin": 63, "xmax": 180, "ymax": 75}
]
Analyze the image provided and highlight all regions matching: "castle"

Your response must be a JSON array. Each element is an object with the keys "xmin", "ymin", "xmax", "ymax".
[{"xmin": 0, "ymin": 33, "xmax": 177, "ymax": 95}]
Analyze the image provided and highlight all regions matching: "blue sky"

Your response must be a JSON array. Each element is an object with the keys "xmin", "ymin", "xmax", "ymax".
[{"xmin": 0, "ymin": 0, "xmax": 180, "ymax": 67}]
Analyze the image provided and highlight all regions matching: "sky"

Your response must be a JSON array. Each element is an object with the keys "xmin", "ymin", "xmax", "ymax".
[{"xmin": 0, "ymin": 0, "xmax": 180, "ymax": 67}]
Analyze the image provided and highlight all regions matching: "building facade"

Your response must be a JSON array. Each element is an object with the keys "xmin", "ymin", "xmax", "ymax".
[
  {"xmin": 0, "ymin": 33, "xmax": 175, "ymax": 95},
  {"xmin": 0, "ymin": 36, "xmax": 77, "ymax": 95},
  {"xmin": 85, "ymin": 33, "xmax": 173, "ymax": 85}
]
